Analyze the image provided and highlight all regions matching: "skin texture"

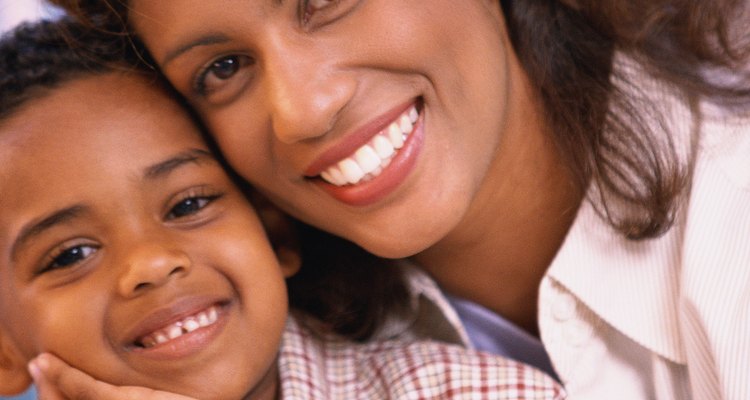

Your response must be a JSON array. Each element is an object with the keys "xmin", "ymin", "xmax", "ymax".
[
  {"xmin": 0, "ymin": 73, "xmax": 293, "ymax": 400},
  {"xmin": 129, "ymin": 0, "xmax": 582, "ymax": 333}
]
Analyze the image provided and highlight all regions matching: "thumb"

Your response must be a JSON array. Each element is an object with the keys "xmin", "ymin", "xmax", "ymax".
[{"xmin": 28, "ymin": 357, "xmax": 65, "ymax": 400}]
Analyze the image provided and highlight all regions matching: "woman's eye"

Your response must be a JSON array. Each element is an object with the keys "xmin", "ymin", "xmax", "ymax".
[
  {"xmin": 43, "ymin": 245, "xmax": 98, "ymax": 273},
  {"xmin": 194, "ymin": 55, "xmax": 253, "ymax": 98},
  {"xmin": 167, "ymin": 196, "xmax": 218, "ymax": 220}
]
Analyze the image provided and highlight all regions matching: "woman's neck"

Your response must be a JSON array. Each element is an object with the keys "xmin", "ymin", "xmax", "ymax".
[{"xmin": 413, "ymin": 59, "xmax": 583, "ymax": 335}]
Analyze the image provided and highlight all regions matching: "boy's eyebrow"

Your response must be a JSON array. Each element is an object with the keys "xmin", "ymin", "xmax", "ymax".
[
  {"xmin": 162, "ymin": 34, "xmax": 229, "ymax": 66},
  {"xmin": 11, "ymin": 205, "xmax": 88, "ymax": 261},
  {"xmin": 143, "ymin": 149, "xmax": 215, "ymax": 181}
]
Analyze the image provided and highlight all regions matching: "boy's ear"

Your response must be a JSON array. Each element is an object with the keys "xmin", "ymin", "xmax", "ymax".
[
  {"xmin": 276, "ymin": 245, "xmax": 302, "ymax": 278},
  {"xmin": 252, "ymin": 193, "xmax": 302, "ymax": 278},
  {"xmin": 0, "ymin": 331, "xmax": 32, "ymax": 395}
]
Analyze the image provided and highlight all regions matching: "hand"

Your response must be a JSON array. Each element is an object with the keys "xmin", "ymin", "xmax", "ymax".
[{"xmin": 28, "ymin": 353, "xmax": 197, "ymax": 400}]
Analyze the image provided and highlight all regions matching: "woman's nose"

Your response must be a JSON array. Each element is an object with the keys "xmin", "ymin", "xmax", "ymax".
[
  {"xmin": 117, "ymin": 242, "xmax": 192, "ymax": 298},
  {"xmin": 262, "ymin": 33, "xmax": 356, "ymax": 144}
]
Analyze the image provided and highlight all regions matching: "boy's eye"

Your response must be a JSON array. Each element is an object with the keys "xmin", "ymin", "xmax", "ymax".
[
  {"xmin": 194, "ymin": 55, "xmax": 253, "ymax": 99},
  {"xmin": 166, "ymin": 195, "xmax": 219, "ymax": 220},
  {"xmin": 43, "ymin": 244, "xmax": 98, "ymax": 273},
  {"xmin": 209, "ymin": 56, "xmax": 242, "ymax": 80}
]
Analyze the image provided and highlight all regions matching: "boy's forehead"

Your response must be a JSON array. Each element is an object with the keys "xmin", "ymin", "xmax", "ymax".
[
  {"xmin": 0, "ymin": 72, "xmax": 207, "ymax": 207},
  {"xmin": 1, "ymin": 73, "xmax": 200, "ymax": 151}
]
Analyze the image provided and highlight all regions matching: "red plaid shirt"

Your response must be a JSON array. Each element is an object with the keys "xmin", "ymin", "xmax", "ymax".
[{"xmin": 278, "ymin": 316, "xmax": 565, "ymax": 399}]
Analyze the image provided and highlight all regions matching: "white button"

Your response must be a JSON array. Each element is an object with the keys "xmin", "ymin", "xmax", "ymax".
[{"xmin": 552, "ymin": 293, "xmax": 577, "ymax": 321}]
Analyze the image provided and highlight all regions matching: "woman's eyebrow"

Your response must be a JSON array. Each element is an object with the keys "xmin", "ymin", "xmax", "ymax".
[
  {"xmin": 11, "ymin": 205, "xmax": 88, "ymax": 261},
  {"xmin": 143, "ymin": 148, "xmax": 216, "ymax": 181},
  {"xmin": 162, "ymin": 34, "xmax": 230, "ymax": 66}
]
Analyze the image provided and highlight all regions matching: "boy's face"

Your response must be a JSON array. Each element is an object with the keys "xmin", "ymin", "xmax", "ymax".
[{"xmin": 0, "ymin": 73, "xmax": 290, "ymax": 399}]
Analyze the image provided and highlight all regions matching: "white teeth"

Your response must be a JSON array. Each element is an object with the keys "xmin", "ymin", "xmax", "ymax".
[
  {"xmin": 155, "ymin": 333, "xmax": 168, "ymax": 345},
  {"xmin": 354, "ymin": 145, "xmax": 382, "ymax": 175},
  {"xmin": 319, "ymin": 105, "xmax": 419, "ymax": 187},
  {"xmin": 388, "ymin": 123, "xmax": 404, "ymax": 149},
  {"xmin": 398, "ymin": 115, "xmax": 413, "ymax": 134},
  {"xmin": 183, "ymin": 318, "xmax": 200, "ymax": 333},
  {"xmin": 328, "ymin": 167, "xmax": 347, "ymax": 186},
  {"xmin": 138, "ymin": 305, "xmax": 221, "ymax": 349},
  {"xmin": 167, "ymin": 325, "xmax": 183, "ymax": 340},
  {"xmin": 372, "ymin": 135, "xmax": 395, "ymax": 159},
  {"xmin": 339, "ymin": 159, "xmax": 365, "ymax": 184},
  {"xmin": 320, "ymin": 170, "xmax": 335, "ymax": 184},
  {"xmin": 198, "ymin": 312, "xmax": 210, "ymax": 327}
]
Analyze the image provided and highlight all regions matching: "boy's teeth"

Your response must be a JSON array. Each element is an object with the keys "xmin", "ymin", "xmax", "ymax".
[
  {"xmin": 155, "ymin": 333, "xmax": 168, "ymax": 345},
  {"xmin": 320, "ymin": 105, "xmax": 418, "ymax": 186},
  {"xmin": 167, "ymin": 325, "xmax": 182, "ymax": 340},
  {"xmin": 138, "ymin": 306, "xmax": 220, "ymax": 349},
  {"xmin": 183, "ymin": 318, "xmax": 200, "ymax": 333}
]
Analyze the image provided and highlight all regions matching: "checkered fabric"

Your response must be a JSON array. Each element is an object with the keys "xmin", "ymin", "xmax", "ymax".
[{"xmin": 278, "ymin": 316, "xmax": 565, "ymax": 399}]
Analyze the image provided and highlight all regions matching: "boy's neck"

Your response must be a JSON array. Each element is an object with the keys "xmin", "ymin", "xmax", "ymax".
[{"xmin": 242, "ymin": 360, "xmax": 280, "ymax": 400}]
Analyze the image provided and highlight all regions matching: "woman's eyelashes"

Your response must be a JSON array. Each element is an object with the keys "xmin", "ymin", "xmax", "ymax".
[
  {"xmin": 187, "ymin": 0, "xmax": 357, "ymax": 101},
  {"xmin": 192, "ymin": 55, "xmax": 253, "ymax": 101}
]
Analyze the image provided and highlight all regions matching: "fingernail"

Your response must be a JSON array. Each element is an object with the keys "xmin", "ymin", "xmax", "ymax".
[
  {"xmin": 36, "ymin": 354, "xmax": 50, "ymax": 371},
  {"xmin": 28, "ymin": 360, "xmax": 41, "ymax": 380}
]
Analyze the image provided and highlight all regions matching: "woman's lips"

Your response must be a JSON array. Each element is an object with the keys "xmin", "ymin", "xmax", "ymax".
[
  {"xmin": 313, "ymin": 107, "xmax": 424, "ymax": 207},
  {"xmin": 318, "ymin": 104, "xmax": 419, "ymax": 186},
  {"xmin": 304, "ymin": 99, "xmax": 424, "ymax": 206}
]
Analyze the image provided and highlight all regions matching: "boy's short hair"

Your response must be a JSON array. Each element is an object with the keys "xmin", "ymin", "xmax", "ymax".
[
  {"xmin": 0, "ymin": 18, "xmax": 412, "ymax": 341},
  {"xmin": 0, "ymin": 18, "xmax": 148, "ymax": 120}
]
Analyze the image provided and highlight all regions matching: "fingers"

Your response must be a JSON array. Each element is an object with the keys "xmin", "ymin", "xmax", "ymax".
[
  {"xmin": 30, "ymin": 354, "xmax": 104, "ymax": 400},
  {"xmin": 28, "ymin": 353, "xmax": 197, "ymax": 400},
  {"xmin": 28, "ymin": 357, "xmax": 66, "ymax": 400}
]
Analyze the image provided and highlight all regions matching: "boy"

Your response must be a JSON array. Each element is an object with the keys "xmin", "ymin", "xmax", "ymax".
[{"xmin": 0, "ymin": 20, "xmax": 564, "ymax": 399}]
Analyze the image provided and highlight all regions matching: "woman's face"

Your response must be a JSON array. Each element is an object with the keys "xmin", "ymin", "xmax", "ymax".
[{"xmin": 130, "ymin": 0, "xmax": 517, "ymax": 258}]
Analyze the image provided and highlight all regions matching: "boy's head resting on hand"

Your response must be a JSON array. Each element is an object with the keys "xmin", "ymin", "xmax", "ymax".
[{"xmin": 0, "ymin": 20, "xmax": 300, "ymax": 399}]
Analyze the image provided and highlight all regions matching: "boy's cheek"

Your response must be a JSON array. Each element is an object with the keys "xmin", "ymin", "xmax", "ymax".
[{"xmin": 0, "ymin": 329, "xmax": 34, "ymax": 395}]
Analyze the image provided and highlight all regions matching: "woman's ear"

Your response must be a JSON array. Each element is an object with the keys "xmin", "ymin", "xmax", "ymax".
[{"xmin": 0, "ymin": 331, "xmax": 32, "ymax": 395}]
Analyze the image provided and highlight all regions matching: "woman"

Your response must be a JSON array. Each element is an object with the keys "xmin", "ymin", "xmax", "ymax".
[{"xmin": 43, "ymin": 0, "xmax": 750, "ymax": 398}]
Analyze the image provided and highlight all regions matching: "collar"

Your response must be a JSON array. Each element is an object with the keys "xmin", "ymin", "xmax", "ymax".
[{"xmin": 546, "ymin": 201, "xmax": 687, "ymax": 364}]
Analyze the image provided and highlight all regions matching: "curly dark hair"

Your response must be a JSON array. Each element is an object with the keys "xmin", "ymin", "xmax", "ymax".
[
  {"xmin": 0, "ymin": 18, "xmax": 411, "ymax": 341},
  {"xmin": 0, "ymin": 18, "xmax": 142, "ymax": 120}
]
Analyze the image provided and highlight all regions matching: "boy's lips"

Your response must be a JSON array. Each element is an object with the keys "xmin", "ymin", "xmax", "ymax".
[
  {"xmin": 124, "ymin": 297, "xmax": 230, "ymax": 359},
  {"xmin": 136, "ymin": 304, "xmax": 221, "ymax": 348},
  {"xmin": 305, "ymin": 99, "xmax": 424, "ymax": 206}
]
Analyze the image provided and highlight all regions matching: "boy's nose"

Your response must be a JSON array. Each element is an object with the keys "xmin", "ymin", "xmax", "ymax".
[
  {"xmin": 262, "ymin": 33, "xmax": 356, "ymax": 144},
  {"xmin": 117, "ymin": 243, "xmax": 192, "ymax": 298}
]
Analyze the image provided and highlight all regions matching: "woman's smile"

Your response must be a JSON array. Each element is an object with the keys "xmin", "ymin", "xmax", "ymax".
[{"xmin": 306, "ymin": 101, "xmax": 423, "ymax": 206}]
